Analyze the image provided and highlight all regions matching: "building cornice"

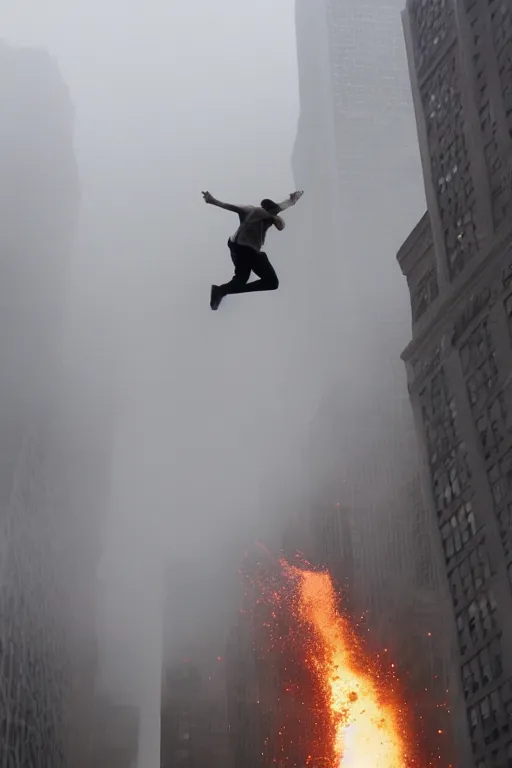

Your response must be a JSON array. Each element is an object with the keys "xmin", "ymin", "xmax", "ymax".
[{"xmin": 401, "ymin": 220, "xmax": 512, "ymax": 364}]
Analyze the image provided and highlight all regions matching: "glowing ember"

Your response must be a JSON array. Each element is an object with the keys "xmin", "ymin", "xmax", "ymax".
[{"xmin": 286, "ymin": 564, "xmax": 410, "ymax": 768}]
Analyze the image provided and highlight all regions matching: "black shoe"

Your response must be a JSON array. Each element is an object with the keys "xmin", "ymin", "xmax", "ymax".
[{"xmin": 210, "ymin": 285, "xmax": 223, "ymax": 311}]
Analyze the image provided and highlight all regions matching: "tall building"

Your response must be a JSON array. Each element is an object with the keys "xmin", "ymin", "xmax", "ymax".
[
  {"xmin": 398, "ymin": 1, "xmax": 512, "ymax": 765},
  {"xmin": 224, "ymin": 551, "xmax": 309, "ymax": 768},
  {"xmin": 161, "ymin": 659, "xmax": 231, "ymax": 768},
  {"xmin": 161, "ymin": 562, "xmax": 232, "ymax": 768},
  {"xmin": 91, "ymin": 697, "xmax": 140, "ymax": 768},
  {"xmin": 290, "ymin": 0, "xmax": 438, "ymax": 617},
  {"xmin": 0, "ymin": 42, "xmax": 113, "ymax": 765},
  {"xmin": 292, "ymin": 0, "xmax": 424, "ymax": 340},
  {"xmin": 291, "ymin": 1, "xmax": 461, "ymax": 759}
]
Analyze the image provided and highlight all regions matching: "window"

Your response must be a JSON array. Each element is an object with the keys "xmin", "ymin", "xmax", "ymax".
[
  {"xmin": 497, "ymin": 505, "xmax": 512, "ymax": 559},
  {"xmin": 441, "ymin": 502, "xmax": 476, "ymax": 563},
  {"xmin": 479, "ymin": 647, "xmax": 492, "ymax": 686},
  {"xmin": 490, "ymin": 690, "xmax": 502, "ymax": 721},
  {"xmin": 481, "ymin": 696, "xmax": 491, "ymax": 724},
  {"xmin": 449, "ymin": 567, "xmax": 461, "ymax": 605},
  {"xmin": 461, "ymin": 321, "xmax": 499, "ymax": 412},
  {"xmin": 469, "ymin": 705, "xmax": 479, "ymax": 734},
  {"xmin": 470, "ymin": 685, "xmax": 510, "ymax": 747},
  {"xmin": 471, "ymin": 657, "xmax": 481, "ymax": 692},
  {"xmin": 463, "ymin": 662, "xmax": 474, "ymax": 697},
  {"xmin": 456, "ymin": 590, "xmax": 498, "ymax": 653},
  {"xmin": 449, "ymin": 545, "xmax": 492, "ymax": 608},
  {"xmin": 489, "ymin": 449, "xmax": 512, "ymax": 508}
]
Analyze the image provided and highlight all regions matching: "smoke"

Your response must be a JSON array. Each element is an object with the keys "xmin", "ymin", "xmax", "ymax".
[
  {"xmin": 0, "ymin": 1, "xmax": 307, "ymax": 764},
  {"xmin": 0, "ymin": 0, "xmax": 432, "ymax": 765}
]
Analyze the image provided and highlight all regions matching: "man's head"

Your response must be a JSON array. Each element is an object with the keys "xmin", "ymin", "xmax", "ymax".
[{"xmin": 261, "ymin": 198, "xmax": 280, "ymax": 216}]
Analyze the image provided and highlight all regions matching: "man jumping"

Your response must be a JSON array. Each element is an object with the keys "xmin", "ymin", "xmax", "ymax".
[{"xmin": 202, "ymin": 189, "xmax": 304, "ymax": 310}]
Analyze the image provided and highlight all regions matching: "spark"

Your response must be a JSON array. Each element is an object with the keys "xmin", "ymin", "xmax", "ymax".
[{"xmin": 285, "ymin": 564, "xmax": 410, "ymax": 768}]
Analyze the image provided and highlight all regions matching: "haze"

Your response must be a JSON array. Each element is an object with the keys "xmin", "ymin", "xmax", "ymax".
[{"xmin": 0, "ymin": 1, "xmax": 424, "ymax": 766}]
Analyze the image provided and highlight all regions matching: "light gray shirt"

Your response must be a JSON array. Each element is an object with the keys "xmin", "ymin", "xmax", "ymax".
[{"xmin": 230, "ymin": 206, "xmax": 274, "ymax": 252}]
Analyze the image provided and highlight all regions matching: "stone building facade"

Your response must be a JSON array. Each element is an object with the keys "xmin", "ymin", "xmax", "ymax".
[{"xmin": 398, "ymin": 1, "xmax": 512, "ymax": 765}]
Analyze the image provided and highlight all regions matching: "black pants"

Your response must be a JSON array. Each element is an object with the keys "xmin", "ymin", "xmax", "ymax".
[{"xmin": 219, "ymin": 241, "xmax": 279, "ymax": 296}]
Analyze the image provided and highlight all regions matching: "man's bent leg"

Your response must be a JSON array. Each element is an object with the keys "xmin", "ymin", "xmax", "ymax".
[
  {"xmin": 232, "ymin": 251, "xmax": 279, "ymax": 293},
  {"xmin": 218, "ymin": 264, "xmax": 252, "ymax": 296}
]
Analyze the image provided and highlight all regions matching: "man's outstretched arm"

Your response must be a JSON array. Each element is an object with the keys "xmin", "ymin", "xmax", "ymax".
[
  {"xmin": 202, "ymin": 191, "xmax": 243, "ymax": 214},
  {"xmin": 275, "ymin": 190, "xmax": 304, "ymax": 213}
]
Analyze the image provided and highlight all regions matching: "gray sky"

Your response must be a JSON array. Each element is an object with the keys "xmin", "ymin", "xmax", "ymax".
[{"xmin": 1, "ymin": 2, "xmax": 301, "ymax": 765}]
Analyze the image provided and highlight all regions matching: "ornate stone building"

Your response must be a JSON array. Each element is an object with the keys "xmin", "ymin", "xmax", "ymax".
[{"xmin": 398, "ymin": 1, "xmax": 512, "ymax": 765}]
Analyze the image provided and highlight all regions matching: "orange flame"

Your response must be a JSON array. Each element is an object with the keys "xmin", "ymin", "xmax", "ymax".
[{"xmin": 285, "ymin": 563, "xmax": 412, "ymax": 768}]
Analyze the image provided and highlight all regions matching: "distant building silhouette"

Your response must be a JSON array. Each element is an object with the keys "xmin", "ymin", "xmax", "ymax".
[
  {"xmin": 160, "ymin": 565, "xmax": 232, "ymax": 768},
  {"xmin": 291, "ymin": 1, "xmax": 459, "ymax": 760},
  {"xmin": 91, "ymin": 697, "xmax": 139, "ymax": 768},
  {"xmin": 398, "ymin": 0, "xmax": 512, "ymax": 764},
  {"xmin": 161, "ymin": 659, "xmax": 231, "ymax": 768},
  {"xmin": 0, "ymin": 42, "xmax": 114, "ymax": 766}
]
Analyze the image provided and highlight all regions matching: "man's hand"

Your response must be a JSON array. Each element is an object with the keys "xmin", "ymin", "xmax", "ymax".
[
  {"xmin": 290, "ymin": 190, "xmax": 304, "ymax": 204},
  {"xmin": 202, "ymin": 192, "xmax": 243, "ymax": 214},
  {"xmin": 274, "ymin": 190, "xmax": 305, "ymax": 214}
]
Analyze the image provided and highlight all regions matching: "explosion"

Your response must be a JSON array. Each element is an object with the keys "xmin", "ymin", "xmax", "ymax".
[
  {"xmin": 248, "ymin": 556, "xmax": 420, "ymax": 768},
  {"xmin": 287, "ymin": 564, "xmax": 411, "ymax": 768}
]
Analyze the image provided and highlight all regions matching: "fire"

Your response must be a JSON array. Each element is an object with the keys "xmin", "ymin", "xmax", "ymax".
[{"xmin": 287, "ymin": 564, "xmax": 410, "ymax": 768}]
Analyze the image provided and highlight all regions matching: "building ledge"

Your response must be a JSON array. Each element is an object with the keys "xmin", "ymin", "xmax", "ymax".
[{"xmin": 396, "ymin": 211, "xmax": 431, "ymax": 278}]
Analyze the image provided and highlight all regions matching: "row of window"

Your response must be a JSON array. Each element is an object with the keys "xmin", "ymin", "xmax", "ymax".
[
  {"xmin": 460, "ymin": 321, "xmax": 495, "ymax": 374},
  {"xmin": 497, "ymin": 504, "xmax": 512, "ymax": 560},
  {"xmin": 421, "ymin": 372, "xmax": 458, "ymax": 467},
  {"xmin": 441, "ymin": 500, "xmax": 477, "ymax": 563},
  {"xmin": 411, "ymin": 264, "xmax": 439, "ymax": 322},
  {"xmin": 489, "ymin": 451, "xmax": 512, "ymax": 565},
  {"xmin": 476, "ymin": 740, "xmax": 512, "ymax": 768},
  {"xmin": 456, "ymin": 589, "xmax": 498, "ymax": 655},
  {"xmin": 433, "ymin": 454, "xmax": 471, "ymax": 514},
  {"xmin": 488, "ymin": 447, "xmax": 512, "ymax": 506},
  {"xmin": 469, "ymin": 681, "xmax": 512, "ymax": 754},
  {"xmin": 454, "ymin": 311, "xmax": 512, "ymax": 568},
  {"xmin": 461, "ymin": 324, "xmax": 499, "ymax": 414},
  {"xmin": 476, "ymin": 394, "xmax": 507, "ymax": 462},
  {"xmin": 477, "ymin": 741, "xmax": 512, "ymax": 768},
  {"xmin": 449, "ymin": 541, "xmax": 491, "ymax": 606},
  {"xmin": 411, "ymin": 0, "xmax": 454, "ymax": 75},
  {"xmin": 462, "ymin": 638, "xmax": 503, "ymax": 699}
]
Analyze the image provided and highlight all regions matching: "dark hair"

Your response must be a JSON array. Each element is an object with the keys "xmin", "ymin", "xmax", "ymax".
[{"xmin": 261, "ymin": 198, "xmax": 279, "ymax": 214}]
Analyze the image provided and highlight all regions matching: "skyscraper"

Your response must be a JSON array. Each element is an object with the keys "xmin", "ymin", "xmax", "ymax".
[
  {"xmin": 292, "ymin": 2, "xmax": 457, "ymax": 758},
  {"xmin": 291, "ymin": 0, "xmax": 428, "ymax": 517},
  {"xmin": 398, "ymin": 1, "xmax": 512, "ymax": 764},
  {"xmin": 160, "ymin": 562, "xmax": 232, "ymax": 768},
  {"xmin": 91, "ymin": 697, "xmax": 140, "ymax": 768},
  {"xmin": 0, "ymin": 42, "xmax": 113, "ymax": 766},
  {"xmin": 293, "ymin": 0, "xmax": 424, "ymax": 331}
]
